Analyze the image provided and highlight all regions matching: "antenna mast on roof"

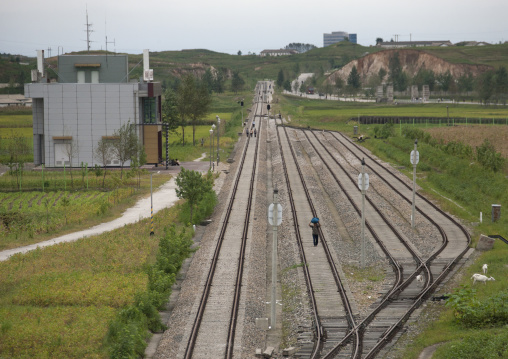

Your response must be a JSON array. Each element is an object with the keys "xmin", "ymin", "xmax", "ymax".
[
  {"xmin": 105, "ymin": 18, "xmax": 116, "ymax": 54},
  {"xmin": 84, "ymin": 7, "xmax": 94, "ymax": 53}
]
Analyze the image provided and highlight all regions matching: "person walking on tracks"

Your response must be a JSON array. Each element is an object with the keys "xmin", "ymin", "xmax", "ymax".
[
  {"xmin": 254, "ymin": 128, "xmax": 257, "ymax": 137},
  {"xmin": 309, "ymin": 218, "xmax": 320, "ymax": 246}
]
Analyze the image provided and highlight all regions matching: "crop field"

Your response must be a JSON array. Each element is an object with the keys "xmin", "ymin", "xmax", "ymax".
[
  {"xmin": 0, "ymin": 188, "xmax": 133, "ymax": 250},
  {"xmin": 278, "ymin": 95, "xmax": 508, "ymax": 126},
  {"xmin": 424, "ymin": 125, "xmax": 508, "ymax": 158}
]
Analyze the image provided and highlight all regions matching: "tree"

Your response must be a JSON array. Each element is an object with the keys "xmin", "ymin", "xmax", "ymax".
[
  {"xmin": 413, "ymin": 68, "xmax": 436, "ymax": 91},
  {"xmin": 237, "ymin": 50, "xmax": 242, "ymax": 56},
  {"xmin": 276, "ymin": 69, "xmax": 284, "ymax": 89},
  {"xmin": 335, "ymin": 76, "xmax": 344, "ymax": 97},
  {"xmin": 94, "ymin": 138, "xmax": 114, "ymax": 187},
  {"xmin": 162, "ymin": 88, "xmax": 180, "ymax": 132},
  {"xmin": 213, "ymin": 68, "xmax": 226, "ymax": 93},
  {"xmin": 283, "ymin": 79, "xmax": 291, "ymax": 92},
  {"xmin": 389, "ymin": 52, "xmax": 407, "ymax": 91},
  {"xmin": 299, "ymin": 81, "xmax": 307, "ymax": 94},
  {"xmin": 378, "ymin": 67, "xmax": 387, "ymax": 82},
  {"xmin": 347, "ymin": 65, "xmax": 361, "ymax": 95},
  {"xmin": 376, "ymin": 38, "xmax": 384, "ymax": 45},
  {"xmin": 476, "ymin": 70, "xmax": 495, "ymax": 105},
  {"xmin": 324, "ymin": 82, "xmax": 333, "ymax": 99},
  {"xmin": 231, "ymin": 71, "xmax": 245, "ymax": 94},
  {"xmin": 437, "ymin": 70, "xmax": 454, "ymax": 92},
  {"xmin": 175, "ymin": 168, "xmax": 213, "ymax": 223},
  {"xmin": 457, "ymin": 72, "xmax": 474, "ymax": 94},
  {"xmin": 111, "ymin": 122, "xmax": 140, "ymax": 178},
  {"xmin": 64, "ymin": 140, "xmax": 79, "ymax": 188},
  {"xmin": 494, "ymin": 66, "xmax": 508, "ymax": 104},
  {"xmin": 4, "ymin": 130, "xmax": 30, "ymax": 189},
  {"xmin": 201, "ymin": 68, "xmax": 214, "ymax": 94}
]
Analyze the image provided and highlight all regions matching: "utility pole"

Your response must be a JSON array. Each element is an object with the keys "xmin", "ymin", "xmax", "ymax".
[
  {"xmin": 358, "ymin": 158, "xmax": 369, "ymax": 268},
  {"xmin": 84, "ymin": 8, "xmax": 94, "ymax": 53},
  {"xmin": 268, "ymin": 186, "xmax": 282, "ymax": 328},
  {"xmin": 411, "ymin": 140, "xmax": 419, "ymax": 228}
]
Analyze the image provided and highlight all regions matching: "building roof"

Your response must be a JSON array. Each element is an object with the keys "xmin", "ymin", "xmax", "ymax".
[
  {"xmin": 378, "ymin": 40, "xmax": 452, "ymax": 48},
  {"xmin": 0, "ymin": 94, "xmax": 32, "ymax": 106},
  {"xmin": 260, "ymin": 49, "xmax": 298, "ymax": 55}
]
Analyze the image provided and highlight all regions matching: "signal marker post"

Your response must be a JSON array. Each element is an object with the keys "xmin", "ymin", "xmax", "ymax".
[
  {"xmin": 268, "ymin": 186, "xmax": 282, "ymax": 328},
  {"xmin": 410, "ymin": 140, "xmax": 419, "ymax": 228},
  {"xmin": 357, "ymin": 158, "xmax": 369, "ymax": 268}
]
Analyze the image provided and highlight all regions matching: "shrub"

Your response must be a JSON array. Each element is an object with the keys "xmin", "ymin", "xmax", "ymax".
[
  {"xmin": 446, "ymin": 285, "xmax": 508, "ymax": 328},
  {"xmin": 105, "ymin": 225, "xmax": 194, "ymax": 358},
  {"xmin": 436, "ymin": 330, "xmax": 508, "ymax": 359}
]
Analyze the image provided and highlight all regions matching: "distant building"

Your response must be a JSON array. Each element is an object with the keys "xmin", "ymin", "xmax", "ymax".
[
  {"xmin": 349, "ymin": 34, "xmax": 357, "ymax": 44},
  {"xmin": 323, "ymin": 31, "xmax": 353, "ymax": 47},
  {"xmin": 0, "ymin": 94, "xmax": 32, "ymax": 107},
  {"xmin": 259, "ymin": 49, "xmax": 299, "ymax": 57},
  {"xmin": 461, "ymin": 41, "xmax": 491, "ymax": 46},
  {"xmin": 24, "ymin": 50, "xmax": 163, "ymax": 167},
  {"xmin": 377, "ymin": 40, "xmax": 452, "ymax": 48}
]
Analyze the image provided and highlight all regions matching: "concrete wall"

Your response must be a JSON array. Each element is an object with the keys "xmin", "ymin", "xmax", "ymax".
[
  {"xmin": 25, "ymin": 82, "xmax": 139, "ymax": 167},
  {"xmin": 57, "ymin": 55, "xmax": 129, "ymax": 83}
]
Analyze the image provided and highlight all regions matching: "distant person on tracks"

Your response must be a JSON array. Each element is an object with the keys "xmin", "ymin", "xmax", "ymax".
[
  {"xmin": 254, "ymin": 128, "xmax": 257, "ymax": 137},
  {"xmin": 309, "ymin": 218, "xmax": 320, "ymax": 246}
]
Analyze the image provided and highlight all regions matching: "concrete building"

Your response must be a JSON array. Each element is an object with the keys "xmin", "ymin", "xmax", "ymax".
[
  {"xmin": 377, "ymin": 40, "xmax": 452, "ymax": 49},
  {"xmin": 24, "ymin": 50, "xmax": 162, "ymax": 167},
  {"xmin": 259, "ymin": 49, "xmax": 299, "ymax": 57},
  {"xmin": 323, "ymin": 31, "xmax": 356, "ymax": 47}
]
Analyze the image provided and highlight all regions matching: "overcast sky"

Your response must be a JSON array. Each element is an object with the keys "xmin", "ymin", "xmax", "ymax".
[{"xmin": 1, "ymin": 0, "xmax": 507, "ymax": 57}]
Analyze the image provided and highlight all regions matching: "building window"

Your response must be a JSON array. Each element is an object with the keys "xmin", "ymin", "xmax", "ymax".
[
  {"xmin": 91, "ymin": 71, "xmax": 99, "ymax": 83},
  {"xmin": 142, "ymin": 97, "xmax": 157, "ymax": 124},
  {"xmin": 77, "ymin": 71, "xmax": 85, "ymax": 83}
]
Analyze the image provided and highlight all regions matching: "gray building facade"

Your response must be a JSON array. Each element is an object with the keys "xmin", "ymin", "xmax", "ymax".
[
  {"xmin": 25, "ymin": 53, "xmax": 162, "ymax": 168},
  {"xmin": 323, "ymin": 31, "xmax": 350, "ymax": 47}
]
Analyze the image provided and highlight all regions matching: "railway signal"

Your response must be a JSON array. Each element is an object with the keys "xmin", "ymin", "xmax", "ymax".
[
  {"xmin": 358, "ymin": 158, "xmax": 368, "ymax": 268},
  {"xmin": 268, "ymin": 186, "xmax": 281, "ymax": 328},
  {"xmin": 411, "ymin": 139, "xmax": 419, "ymax": 228}
]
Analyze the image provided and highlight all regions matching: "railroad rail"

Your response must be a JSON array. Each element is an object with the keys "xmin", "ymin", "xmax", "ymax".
[
  {"xmin": 274, "ymin": 123, "xmax": 356, "ymax": 358},
  {"xmin": 302, "ymin": 127, "xmax": 470, "ymax": 358},
  {"xmin": 183, "ymin": 82, "xmax": 265, "ymax": 358}
]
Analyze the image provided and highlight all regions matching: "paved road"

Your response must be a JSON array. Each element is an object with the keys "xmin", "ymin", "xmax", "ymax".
[{"xmin": 0, "ymin": 158, "xmax": 210, "ymax": 262}]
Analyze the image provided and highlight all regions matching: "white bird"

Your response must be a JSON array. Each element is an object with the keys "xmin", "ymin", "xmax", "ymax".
[
  {"xmin": 482, "ymin": 264, "xmax": 488, "ymax": 274},
  {"xmin": 416, "ymin": 274, "xmax": 424, "ymax": 285},
  {"xmin": 471, "ymin": 273, "xmax": 495, "ymax": 285}
]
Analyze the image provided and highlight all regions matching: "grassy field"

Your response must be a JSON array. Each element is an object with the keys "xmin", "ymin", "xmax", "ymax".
[
  {"xmin": 275, "ymin": 94, "xmax": 508, "ymax": 128},
  {"xmin": 0, "ymin": 171, "xmax": 170, "ymax": 250},
  {"xmin": 0, "ymin": 205, "xmax": 173, "ymax": 358}
]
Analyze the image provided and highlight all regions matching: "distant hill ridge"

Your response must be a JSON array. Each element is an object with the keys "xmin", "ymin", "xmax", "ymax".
[{"xmin": 330, "ymin": 49, "xmax": 493, "ymax": 84}]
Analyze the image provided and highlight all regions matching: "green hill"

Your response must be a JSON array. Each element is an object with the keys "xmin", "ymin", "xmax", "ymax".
[{"xmin": 2, "ymin": 42, "xmax": 508, "ymax": 92}]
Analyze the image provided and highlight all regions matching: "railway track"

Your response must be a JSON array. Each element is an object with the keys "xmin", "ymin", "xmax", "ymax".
[
  {"xmin": 272, "ymin": 121, "xmax": 357, "ymax": 358},
  {"xmin": 276, "ymin": 125, "xmax": 470, "ymax": 358},
  {"xmin": 182, "ymin": 82, "xmax": 266, "ymax": 358}
]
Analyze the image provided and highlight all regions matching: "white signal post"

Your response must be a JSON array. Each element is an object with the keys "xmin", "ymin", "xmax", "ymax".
[
  {"xmin": 216, "ymin": 116, "xmax": 220, "ymax": 164},
  {"xmin": 268, "ymin": 185, "xmax": 282, "ymax": 328},
  {"xmin": 410, "ymin": 139, "xmax": 419, "ymax": 228},
  {"xmin": 358, "ymin": 158, "xmax": 369, "ymax": 268}
]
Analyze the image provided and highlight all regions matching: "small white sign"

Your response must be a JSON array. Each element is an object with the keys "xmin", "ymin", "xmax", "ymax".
[
  {"xmin": 268, "ymin": 203, "xmax": 282, "ymax": 226},
  {"xmin": 358, "ymin": 173, "xmax": 369, "ymax": 191},
  {"xmin": 143, "ymin": 69, "xmax": 154, "ymax": 81},
  {"xmin": 410, "ymin": 150, "xmax": 419, "ymax": 165}
]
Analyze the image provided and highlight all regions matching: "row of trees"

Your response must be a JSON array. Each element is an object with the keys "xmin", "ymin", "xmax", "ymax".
[
  {"xmin": 162, "ymin": 69, "xmax": 245, "ymax": 147},
  {"xmin": 381, "ymin": 52, "xmax": 508, "ymax": 103}
]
